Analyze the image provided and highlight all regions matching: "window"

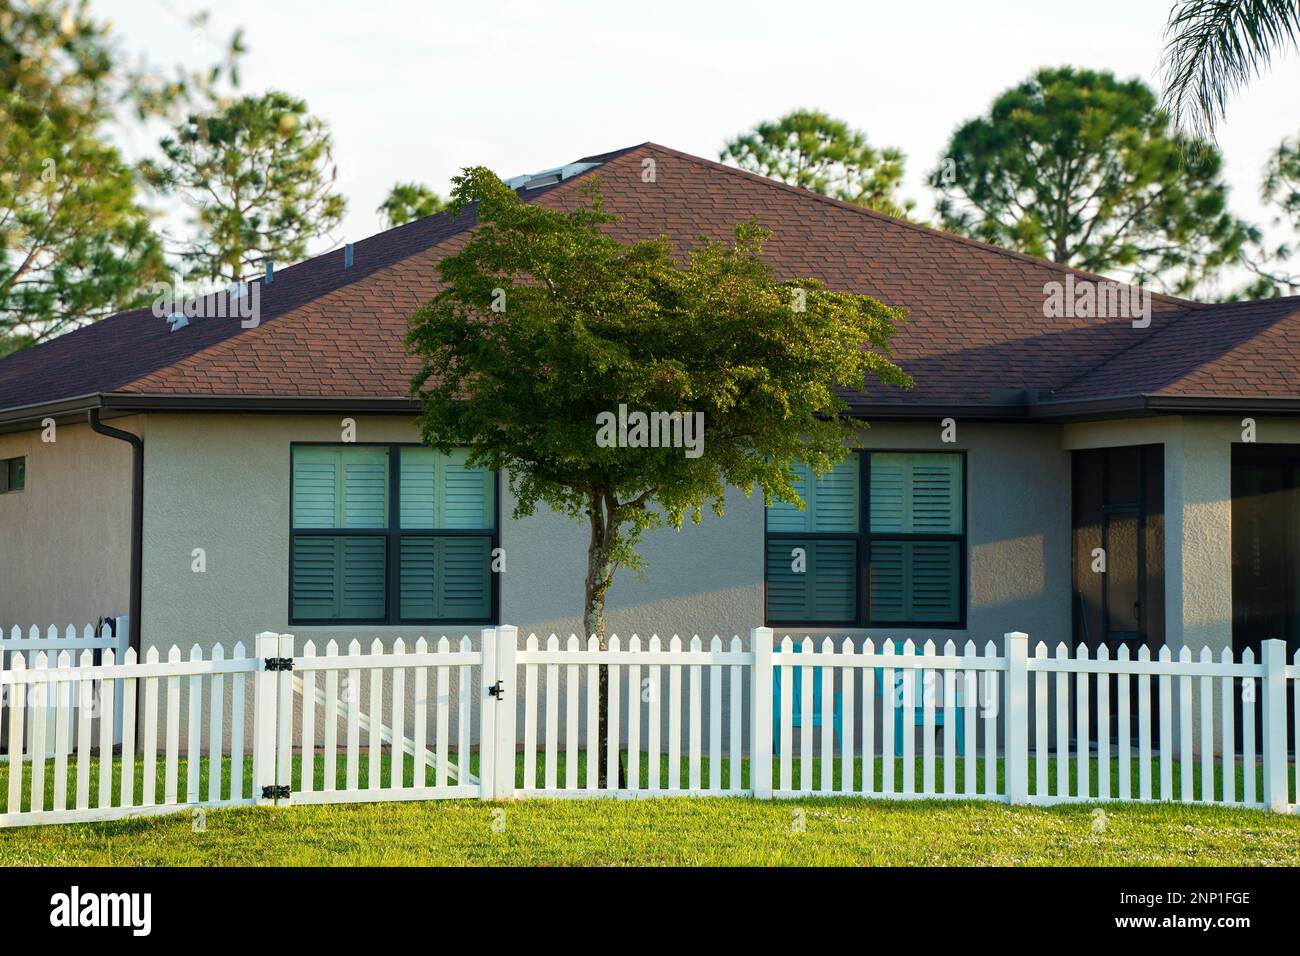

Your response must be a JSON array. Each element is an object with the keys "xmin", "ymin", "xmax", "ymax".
[
  {"xmin": 764, "ymin": 451, "xmax": 964, "ymax": 627},
  {"xmin": 0, "ymin": 456, "xmax": 25, "ymax": 494},
  {"xmin": 290, "ymin": 445, "xmax": 496, "ymax": 624}
]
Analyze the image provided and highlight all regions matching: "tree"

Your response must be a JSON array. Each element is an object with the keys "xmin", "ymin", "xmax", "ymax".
[
  {"xmin": 929, "ymin": 67, "xmax": 1252, "ymax": 296},
  {"xmin": 407, "ymin": 168, "xmax": 909, "ymax": 784},
  {"xmin": 1242, "ymin": 128, "xmax": 1300, "ymax": 294},
  {"xmin": 1161, "ymin": 0, "xmax": 1300, "ymax": 139},
  {"xmin": 377, "ymin": 182, "xmax": 446, "ymax": 228},
  {"xmin": 0, "ymin": 0, "xmax": 168, "ymax": 354},
  {"xmin": 721, "ymin": 109, "xmax": 912, "ymax": 216},
  {"xmin": 143, "ymin": 91, "xmax": 346, "ymax": 283}
]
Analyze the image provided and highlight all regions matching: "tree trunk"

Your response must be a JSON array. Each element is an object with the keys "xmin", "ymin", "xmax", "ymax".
[{"xmin": 583, "ymin": 491, "xmax": 625, "ymax": 788}]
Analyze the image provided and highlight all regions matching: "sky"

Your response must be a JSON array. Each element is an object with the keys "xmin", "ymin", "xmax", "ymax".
[{"xmin": 102, "ymin": 0, "xmax": 1300, "ymax": 291}]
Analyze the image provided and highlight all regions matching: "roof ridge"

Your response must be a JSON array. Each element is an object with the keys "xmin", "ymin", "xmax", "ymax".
[{"xmin": 638, "ymin": 142, "xmax": 1200, "ymax": 310}]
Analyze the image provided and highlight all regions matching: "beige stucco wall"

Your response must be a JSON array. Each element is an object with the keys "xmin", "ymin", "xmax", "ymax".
[
  {"xmin": 0, "ymin": 418, "xmax": 135, "ymax": 630},
  {"xmin": 140, "ymin": 414, "xmax": 1073, "ymax": 655}
]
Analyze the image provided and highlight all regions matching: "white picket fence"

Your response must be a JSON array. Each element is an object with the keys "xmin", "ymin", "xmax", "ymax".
[
  {"xmin": 0, "ymin": 619, "xmax": 129, "ymax": 756},
  {"xmin": 0, "ymin": 625, "xmax": 1295, "ymax": 828}
]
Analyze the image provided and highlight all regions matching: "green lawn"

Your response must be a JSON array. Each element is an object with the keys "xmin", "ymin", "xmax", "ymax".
[{"xmin": 1, "ymin": 753, "xmax": 1297, "ymax": 866}]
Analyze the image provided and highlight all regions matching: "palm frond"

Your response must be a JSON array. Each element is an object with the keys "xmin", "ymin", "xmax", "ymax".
[{"xmin": 1161, "ymin": 0, "xmax": 1300, "ymax": 138}]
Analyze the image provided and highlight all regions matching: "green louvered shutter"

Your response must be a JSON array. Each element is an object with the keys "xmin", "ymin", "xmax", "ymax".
[
  {"xmin": 867, "ymin": 453, "xmax": 962, "ymax": 623},
  {"xmin": 766, "ymin": 456, "xmax": 859, "ymax": 532},
  {"xmin": 399, "ymin": 536, "xmax": 491, "ymax": 620},
  {"xmin": 292, "ymin": 535, "xmax": 386, "ymax": 621},
  {"xmin": 869, "ymin": 453, "xmax": 961, "ymax": 533},
  {"xmin": 293, "ymin": 446, "xmax": 389, "ymax": 529},
  {"xmin": 399, "ymin": 448, "xmax": 494, "ymax": 529},
  {"xmin": 766, "ymin": 538, "xmax": 856, "ymax": 623}
]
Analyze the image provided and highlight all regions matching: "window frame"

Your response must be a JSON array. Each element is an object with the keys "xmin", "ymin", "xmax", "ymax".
[
  {"xmin": 288, "ymin": 442, "xmax": 500, "ymax": 626},
  {"xmin": 0, "ymin": 456, "xmax": 25, "ymax": 494},
  {"xmin": 763, "ymin": 449, "xmax": 967, "ymax": 629}
]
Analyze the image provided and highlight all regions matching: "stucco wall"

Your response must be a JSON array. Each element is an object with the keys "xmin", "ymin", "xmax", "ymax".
[
  {"xmin": 140, "ymin": 414, "xmax": 1072, "ymax": 654},
  {"xmin": 0, "ymin": 418, "xmax": 135, "ymax": 630}
]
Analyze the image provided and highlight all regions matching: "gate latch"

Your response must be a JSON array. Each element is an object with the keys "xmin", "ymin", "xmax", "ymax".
[{"xmin": 488, "ymin": 679, "xmax": 504, "ymax": 700}]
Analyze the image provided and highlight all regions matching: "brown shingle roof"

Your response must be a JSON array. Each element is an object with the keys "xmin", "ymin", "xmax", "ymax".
[{"xmin": 1, "ymin": 142, "xmax": 1296, "ymax": 421}]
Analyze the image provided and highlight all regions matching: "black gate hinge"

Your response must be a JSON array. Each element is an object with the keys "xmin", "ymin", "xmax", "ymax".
[
  {"xmin": 262, "ymin": 785, "xmax": 291, "ymax": 800},
  {"xmin": 264, "ymin": 657, "xmax": 295, "ymax": 671},
  {"xmin": 488, "ymin": 679, "xmax": 504, "ymax": 699}
]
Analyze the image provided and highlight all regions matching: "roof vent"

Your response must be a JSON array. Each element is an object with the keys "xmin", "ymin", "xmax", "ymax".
[
  {"xmin": 503, "ymin": 162, "xmax": 601, "ymax": 191},
  {"xmin": 166, "ymin": 312, "xmax": 189, "ymax": 333}
]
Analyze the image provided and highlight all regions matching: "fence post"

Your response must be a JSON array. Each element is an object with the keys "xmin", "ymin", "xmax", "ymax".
[
  {"xmin": 252, "ymin": 631, "xmax": 279, "ymax": 805},
  {"xmin": 479, "ymin": 627, "xmax": 498, "ymax": 801},
  {"xmin": 492, "ymin": 625, "xmax": 518, "ymax": 800},
  {"xmin": 1004, "ymin": 631, "xmax": 1029, "ymax": 805},
  {"xmin": 276, "ymin": 633, "xmax": 295, "ymax": 803},
  {"xmin": 1262, "ymin": 638, "xmax": 1289, "ymax": 813},
  {"xmin": 751, "ymin": 627, "xmax": 774, "ymax": 799}
]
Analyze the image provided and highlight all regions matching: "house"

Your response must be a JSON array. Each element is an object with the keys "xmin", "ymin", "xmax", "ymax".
[{"xmin": 2, "ymin": 142, "xmax": 1299, "ymax": 686}]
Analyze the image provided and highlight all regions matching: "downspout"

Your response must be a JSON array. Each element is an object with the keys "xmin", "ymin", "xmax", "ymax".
[{"xmin": 88, "ymin": 409, "xmax": 142, "ymax": 653}]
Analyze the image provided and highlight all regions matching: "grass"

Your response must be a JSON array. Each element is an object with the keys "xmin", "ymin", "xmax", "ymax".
[{"xmin": 1, "ymin": 752, "xmax": 1297, "ymax": 866}]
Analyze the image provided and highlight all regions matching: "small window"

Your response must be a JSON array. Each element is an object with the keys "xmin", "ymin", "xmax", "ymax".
[
  {"xmin": 289, "ymin": 445, "xmax": 496, "ymax": 624},
  {"xmin": 0, "ymin": 456, "xmax": 25, "ymax": 494}
]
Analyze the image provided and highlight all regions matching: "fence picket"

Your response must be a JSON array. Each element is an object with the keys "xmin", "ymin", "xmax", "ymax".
[
  {"xmin": 1033, "ymin": 642, "xmax": 1048, "ymax": 799},
  {"xmin": 391, "ymin": 639, "xmax": 406, "ymax": 790},
  {"xmin": 1158, "ymin": 647, "xmax": 1173, "ymax": 801},
  {"xmin": 821, "ymin": 637, "xmax": 835, "ymax": 793},
  {"xmin": 367, "ymin": 639, "xmax": 384, "ymax": 790},
  {"xmin": 229, "ymin": 643, "xmax": 245, "ymax": 801},
  {"xmin": 629, "ymin": 636, "xmax": 642, "ymax": 792},
  {"xmin": 458, "ymin": 637, "xmax": 471, "ymax": 790},
  {"xmin": 164, "ymin": 647, "xmax": 181, "ymax": 805},
  {"xmin": 1243, "ymin": 649, "xmax": 1257, "ymax": 806},
  {"xmin": 647, "ymin": 636, "xmax": 661, "ymax": 792},
  {"xmin": 842, "ymin": 639, "xmax": 856, "ymax": 794},
  {"xmin": 187, "ymin": 645, "xmax": 203, "ymax": 803},
  {"xmin": 880, "ymin": 642, "xmax": 893, "ymax": 797},
  {"xmin": 983, "ymin": 642, "xmax": 997, "ymax": 798},
  {"xmin": 608, "ymin": 635, "xmax": 623, "ymax": 792},
  {"xmin": 436, "ymin": 638, "xmax": 451, "ymax": 790},
  {"xmin": 208, "ymin": 644, "xmax": 226, "ymax": 801},
  {"xmin": 299, "ymin": 642, "xmax": 315, "ymax": 796},
  {"xmin": 1138, "ymin": 646, "xmax": 1152, "ymax": 801},
  {"xmin": 922, "ymin": 641, "xmax": 936, "ymax": 795},
  {"xmin": 6, "ymin": 654, "xmax": 25, "ymax": 813},
  {"xmin": 566, "ymin": 636, "xmax": 580, "ymax": 790},
  {"xmin": 729, "ymin": 638, "xmax": 742, "ymax": 793},
  {"xmin": 687, "ymin": 636, "xmax": 701, "ymax": 791},
  {"xmin": 1074, "ymin": 645, "xmax": 1089, "ymax": 799},
  {"xmin": 545, "ymin": 635, "xmax": 559, "ymax": 791},
  {"xmin": 75, "ymin": 649, "xmax": 93, "ymax": 809},
  {"xmin": 1199, "ymin": 648, "xmax": 1214, "ymax": 803},
  {"xmin": 53, "ymin": 651, "xmax": 71, "ymax": 811},
  {"xmin": 779, "ymin": 637, "xmax": 793, "ymax": 792},
  {"xmin": 1220, "ymin": 649, "xmax": 1235, "ymax": 804},
  {"xmin": 1096, "ymin": 646, "xmax": 1110, "ymax": 801},
  {"xmin": 709, "ymin": 637, "xmax": 722, "ymax": 793},
  {"xmin": 586, "ymin": 638, "xmax": 598, "ymax": 791},
  {"xmin": 1117, "ymin": 644, "xmax": 1131, "ymax": 800},
  {"xmin": 346, "ymin": 641, "xmax": 361, "ymax": 791},
  {"xmin": 413, "ymin": 639, "xmax": 427, "ymax": 790},
  {"xmin": 668, "ymin": 636, "xmax": 683, "ymax": 791},
  {"xmin": 1179, "ymin": 649, "xmax": 1194, "ymax": 803},
  {"xmin": 963, "ymin": 643, "xmax": 976, "ymax": 796},
  {"xmin": 523, "ymin": 634, "xmax": 538, "ymax": 791},
  {"xmin": 121, "ymin": 650, "xmax": 138, "ymax": 808}
]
